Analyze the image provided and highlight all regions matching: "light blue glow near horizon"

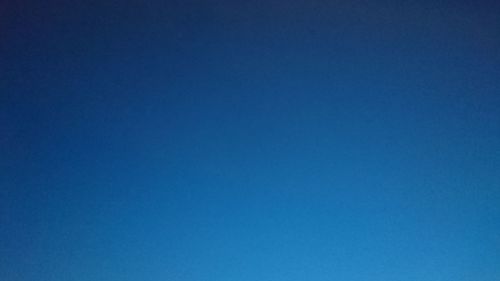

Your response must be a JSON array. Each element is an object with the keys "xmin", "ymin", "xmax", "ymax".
[{"xmin": 1, "ymin": 1, "xmax": 500, "ymax": 280}]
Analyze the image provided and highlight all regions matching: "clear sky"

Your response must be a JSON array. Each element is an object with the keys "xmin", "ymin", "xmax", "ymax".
[{"xmin": 1, "ymin": 1, "xmax": 500, "ymax": 280}]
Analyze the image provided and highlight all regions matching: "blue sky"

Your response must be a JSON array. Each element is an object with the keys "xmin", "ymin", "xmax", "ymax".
[{"xmin": 2, "ymin": 1, "xmax": 500, "ymax": 280}]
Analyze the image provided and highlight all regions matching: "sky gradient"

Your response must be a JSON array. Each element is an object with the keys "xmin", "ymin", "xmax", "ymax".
[{"xmin": 2, "ymin": 1, "xmax": 500, "ymax": 280}]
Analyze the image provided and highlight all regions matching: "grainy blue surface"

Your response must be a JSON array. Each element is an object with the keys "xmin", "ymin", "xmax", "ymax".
[{"xmin": 2, "ymin": 1, "xmax": 500, "ymax": 280}]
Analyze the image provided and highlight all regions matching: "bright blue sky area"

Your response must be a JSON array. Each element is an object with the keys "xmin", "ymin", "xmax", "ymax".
[{"xmin": 2, "ymin": 1, "xmax": 500, "ymax": 280}]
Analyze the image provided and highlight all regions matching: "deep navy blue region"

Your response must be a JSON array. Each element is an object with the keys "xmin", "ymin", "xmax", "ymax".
[{"xmin": 1, "ymin": 0, "xmax": 500, "ymax": 280}]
